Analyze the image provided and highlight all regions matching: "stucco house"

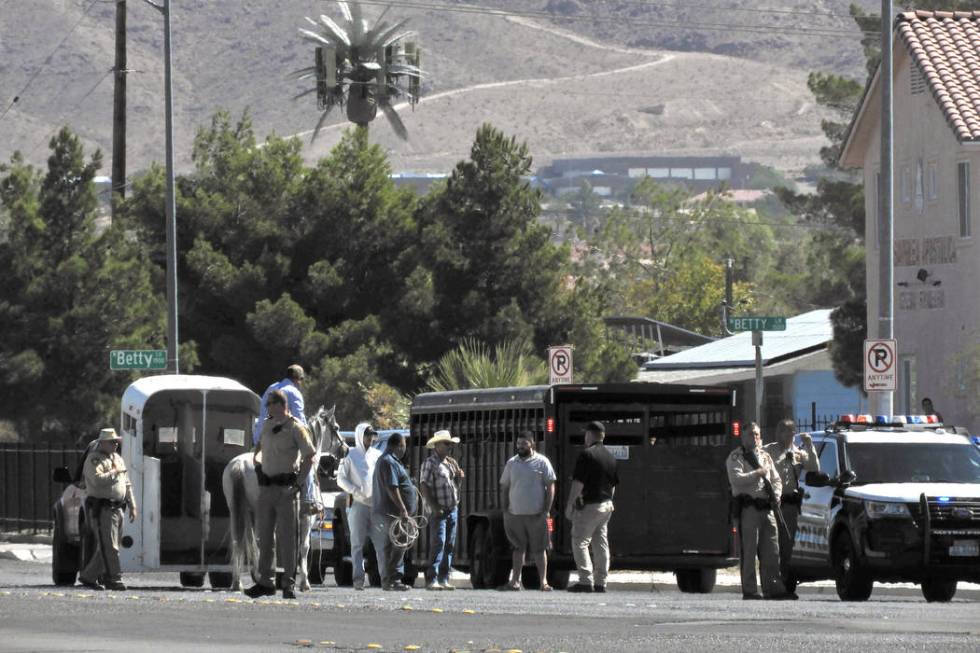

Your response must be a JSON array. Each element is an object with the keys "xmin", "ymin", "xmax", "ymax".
[{"xmin": 840, "ymin": 10, "xmax": 979, "ymax": 432}]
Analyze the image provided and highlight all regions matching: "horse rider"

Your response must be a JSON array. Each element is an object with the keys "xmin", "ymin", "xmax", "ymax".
[
  {"xmin": 245, "ymin": 389, "xmax": 316, "ymax": 599},
  {"xmin": 253, "ymin": 364, "xmax": 319, "ymax": 516},
  {"xmin": 77, "ymin": 428, "xmax": 138, "ymax": 591},
  {"xmin": 336, "ymin": 422, "xmax": 379, "ymax": 590}
]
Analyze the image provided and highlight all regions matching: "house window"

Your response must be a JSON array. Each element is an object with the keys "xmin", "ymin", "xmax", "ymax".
[
  {"xmin": 647, "ymin": 168, "xmax": 670, "ymax": 178},
  {"xmin": 670, "ymin": 168, "xmax": 694, "ymax": 180},
  {"xmin": 717, "ymin": 167, "xmax": 732, "ymax": 180},
  {"xmin": 914, "ymin": 159, "xmax": 925, "ymax": 212},
  {"xmin": 694, "ymin": 168, "xmax": 717, "ymax": 180},
  {"xmin": 927, "ymin": 161, "xmax": 938, "ymax": 200},
  {"xmin": 901, "ymin": 166, "xmax": 911, "ymax": 204},
  {"xmin": 628, "ymin": 168, "xmax": 647, "ymax": 178},
  {"xmin": 958, "ymin": 161, "xmax": 972, "ymax": 237}
]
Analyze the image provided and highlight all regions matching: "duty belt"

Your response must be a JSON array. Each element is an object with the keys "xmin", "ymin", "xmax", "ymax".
[
  {"xmin": 85, "ymin": 497, "xmax": 126, "ymax": 509},
  {"xmin": 255, "ymin": 464, "xmax": 298, "ymax": 487},
  {"xmin": 780, "ymin": 491, "xmax": 803, "ymax": 506},
  {"xmin": 735, "ymin": 495, "xmax": 773, "ymax": 512}
]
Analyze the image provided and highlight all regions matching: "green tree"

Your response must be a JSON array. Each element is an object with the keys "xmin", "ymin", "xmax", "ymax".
[{"xmin": 0, "ymin": 129, "xmax": 163, "ymax": 441}]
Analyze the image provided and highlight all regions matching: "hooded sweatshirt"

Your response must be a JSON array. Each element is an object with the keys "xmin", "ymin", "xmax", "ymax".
[{"xmin": 337, "ymin": 422, "xmax": 379, "ymax": 506}]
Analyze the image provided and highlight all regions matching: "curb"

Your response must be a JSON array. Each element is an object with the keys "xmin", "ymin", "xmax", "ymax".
[{"xmin": 0, "ymin": 544, "xmax": 52, "ymax": 562}]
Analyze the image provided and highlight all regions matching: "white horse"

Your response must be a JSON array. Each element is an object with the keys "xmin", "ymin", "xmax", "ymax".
[{"xmin": 221, "ymin": 405, "xmax": 347, "ymax": 591}]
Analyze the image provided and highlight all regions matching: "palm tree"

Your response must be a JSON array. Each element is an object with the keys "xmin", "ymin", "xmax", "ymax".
[
  {"xmin": 290, "ymin": 1, "xmax": 423, "ymax": 141},
  {"xmin": 427, "ymin": 339, "xmax": 549, "ymax": 392}
]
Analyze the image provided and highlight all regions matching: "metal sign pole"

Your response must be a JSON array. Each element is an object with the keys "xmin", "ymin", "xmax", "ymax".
[
  {"xmin": 877, "ymin": 0, "xmax": 894, "ymax": 414},
  {"xmin": 753, "ymin": 330, "xmax": 763, "ymax": 425}
]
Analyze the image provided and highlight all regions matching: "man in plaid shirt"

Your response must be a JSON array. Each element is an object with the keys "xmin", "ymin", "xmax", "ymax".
[{"xmin": 420, "ymin": 430, "xmax": 464, "ymax": 590}]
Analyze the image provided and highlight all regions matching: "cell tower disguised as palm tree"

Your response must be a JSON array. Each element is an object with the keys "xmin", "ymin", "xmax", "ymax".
[{"xmin": 291, "ymin": 1, "xmax": 423, "ymax": 141}]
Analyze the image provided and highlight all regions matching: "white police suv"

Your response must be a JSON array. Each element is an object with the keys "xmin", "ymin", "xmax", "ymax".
[{"xmin": 789, "ymin": 415, "xmax": 979, "ymax": 602}]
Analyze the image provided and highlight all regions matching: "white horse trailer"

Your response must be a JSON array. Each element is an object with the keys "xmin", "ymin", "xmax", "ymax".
[{"xmin": 117, "ymin": 375, "xmax": 259, "ymax": 586}]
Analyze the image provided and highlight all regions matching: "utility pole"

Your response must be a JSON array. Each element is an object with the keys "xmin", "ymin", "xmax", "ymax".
[
  {"xmin": 877, "ymin": 0, "xmax": 894, "ymax": 415},
  {"xmin": 142, "ymin": 0, "xmax": 179, "ymax": 373},
  {"xmin": 111, "ymin": 0, "xmax": 127, "ymax": 210}
]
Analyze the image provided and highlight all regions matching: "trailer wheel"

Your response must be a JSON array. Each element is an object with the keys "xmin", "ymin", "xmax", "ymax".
[
  {"xmin": 363, "ymin": 539, "xmax": 382, "ymax": 587},
  {"xmin": 208, "ymin": 571, "xmax": 233, "ymax": 589},
  {"xmin": 675, "ymin": 568, "xmax": 716, "ymax": 593},
  {"xmin": 520, "ymin": 566, "xmax": 570, "ymax": 590},
  {"xmin": 921, "ymin": 579, "xmax": 957, "ymax": 602},
  {"xmin": 179, "ymin": 572, "xmax": 206, "ymax": 588},
  {"xmin": 332, "ymin": 514, "xmax": 353, "ymax": 586},
  {"xmin": 468, "ymin": 523, "xmax": 487, "ymax": 589}
]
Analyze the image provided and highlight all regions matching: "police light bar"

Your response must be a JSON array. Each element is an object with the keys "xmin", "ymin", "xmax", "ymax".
[{"xmin": 836, "ymin": 414, "xmax": 943, "ymax": 428}]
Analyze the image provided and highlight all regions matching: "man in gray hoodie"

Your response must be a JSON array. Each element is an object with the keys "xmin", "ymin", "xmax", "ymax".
[{"xmin": 336, "ymin": 423, "xmax": 378, "ymax": 590}]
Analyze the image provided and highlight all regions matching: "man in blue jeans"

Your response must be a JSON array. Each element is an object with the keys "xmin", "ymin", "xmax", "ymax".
[
  {"xmin": 371, "ymin": 432, "xmax": 417, "ymax": 591},
  {"xmin": 420, "ymin": 430, "xmax": 464, "ymax": 591}
]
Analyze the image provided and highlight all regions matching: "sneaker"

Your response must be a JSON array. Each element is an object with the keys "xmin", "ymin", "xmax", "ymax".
[
  {"xmin": 426, "ymin": 581, "xmax": 443, "ymax": 591},
  {"xmin": 742, "ymin": 593, "xmax": 764, "ymax": 600},
  {"xmin": 282, "ymin": 588, "xmax": 297, "ymax": 599},
  {"xmin": 594, "ymin": 585, "xmax": 606, "ymax": 593},
  {"xmin": 104, "ymin": 581, "xmax": 127, "ymax": 591},
  {"xmin": 353, "ymin": 581, "xmax": 365, "ymax": 591},
  {"xmin": 567, "ymin": 583, "xmax": 593, "ymax": 593},
  {"xmin": 78, "ymin": 577, "xmax": 104, "ymax": 591},
  {"xmin": 440, "ymin": 582, "xmax": 455, "ymax": 591},
  {"xmin": 244, "ymin": 584, "xmax": 276, "ymax": 598}
]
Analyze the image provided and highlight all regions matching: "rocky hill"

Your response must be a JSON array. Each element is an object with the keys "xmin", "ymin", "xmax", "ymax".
[{"xmin": 0, "ymin": 0, "xmax": 879, "ymax": 177}]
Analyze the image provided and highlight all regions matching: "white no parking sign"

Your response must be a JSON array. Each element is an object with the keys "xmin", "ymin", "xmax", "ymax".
[
  {"xmin": 864, "ymin": 339, "xmax": 897, "ymax": 392},
  {"xmin": 548, "ymin": 345, "xmax": 573, "ymax": 385}
]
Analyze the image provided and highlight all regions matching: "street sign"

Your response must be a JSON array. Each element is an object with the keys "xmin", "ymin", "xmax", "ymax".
[
  {"xmin": 548, "ymin": 345, "xmax": 573, "ymax": 385},
  {"xmin": 727, "ymin": 316, "xmax": 787, "ymax": 332},
  {"xmin": 863, "ymin": 339, "xmax": 897, "ymax": 392},
  {"xmin": 110, "ymin": 349, "xmax": 167, "ymax": 371}
]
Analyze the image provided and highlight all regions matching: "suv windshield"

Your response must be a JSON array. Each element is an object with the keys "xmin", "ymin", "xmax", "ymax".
[{"xmin": 846, "ymin": 442, "xmax": 980, "ymax": 484}]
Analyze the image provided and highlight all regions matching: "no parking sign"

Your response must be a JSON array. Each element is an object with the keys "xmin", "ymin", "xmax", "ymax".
[
  {"xmin": 548, "ymin": 345, "xmax": 573, "ymax": 385},
  {"xmin": 864, "ymin": 339, "xmax": 897, "ymax": 392}
]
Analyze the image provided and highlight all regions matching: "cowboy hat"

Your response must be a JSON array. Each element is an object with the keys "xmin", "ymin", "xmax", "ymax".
[
  {"xmin": 426, "ymin": 430, "xmax": 459, "ymax": 448},
  {"xmin": 97, "ymin": 428, "xmax": 122, "ymax": 442}
]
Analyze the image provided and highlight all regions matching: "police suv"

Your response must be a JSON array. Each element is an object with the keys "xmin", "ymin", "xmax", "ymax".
[{"xmin": 789, "ymin": 415, "xmax": 980, "ymax": 602}]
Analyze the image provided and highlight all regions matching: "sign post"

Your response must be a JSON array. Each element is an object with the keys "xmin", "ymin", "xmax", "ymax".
[
  {"xmin": 548, "ymin": 345, "xmax": 573, "ymax": 385},
  {"xmin": 110, "ymin": 350, "xmax": 168, "ymax": 371},
  {"xmin": 863, "ymin": 339, "xmax": 897, "ymax": 393},
  {"xmin": 727, "ymin": 316, "xmax": 787, "ymax": 425}
]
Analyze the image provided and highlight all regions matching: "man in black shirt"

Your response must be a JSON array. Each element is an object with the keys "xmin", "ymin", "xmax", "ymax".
[{"xmin": 564, "ymin": 421, "xmax": 619, "ymax": 593}]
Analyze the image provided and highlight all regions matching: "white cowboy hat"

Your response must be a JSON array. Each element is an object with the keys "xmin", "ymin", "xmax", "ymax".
[
  {"xmin": 426, "ymin": 430, "xmax": 459, "ymax": 449},
  {"xmin": 97, "ymin": 428, "xmax": 122, "ymax": 442}
]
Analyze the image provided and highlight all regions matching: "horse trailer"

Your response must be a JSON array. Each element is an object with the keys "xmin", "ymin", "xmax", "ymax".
[{"xmin": 52, "ymin": 375, "xmax": 260, "ymax": 588}]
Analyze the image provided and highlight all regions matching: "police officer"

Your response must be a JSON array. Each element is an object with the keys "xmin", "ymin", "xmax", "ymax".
[
  {"xmin": 245, "ymin": 390, "xmax": 316, "ymax": 599},
  {"xmin": 77, "ymin": 428, "xmax": 137, "ymax": 591},
  {"xmin": 764, "ymin": 418, "xmax": 819, "ymax": 596},
  {"xmin": 726, "ymin": 422, "xmax": 792, "ymax": 600}
]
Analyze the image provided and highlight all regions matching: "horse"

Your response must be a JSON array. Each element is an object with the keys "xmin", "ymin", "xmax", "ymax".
[{"xmin": 221, "ymin": 405, "xmax": 347, "ymax": 591}]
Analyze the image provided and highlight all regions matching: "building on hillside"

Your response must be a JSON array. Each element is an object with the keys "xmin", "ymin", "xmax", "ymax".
[
  {"xmin": 839, "ymin": 11, "xmax": 979, "ymax": 432},
  {"xmin": 536, "ymin": 155, "xmax": 753, "ymax": 198},
  {"xmin": 390, "ymin": 172, "xmax": 448, "ymax": 194},
  {"xmin": 688, "ymin": 189, "xmax": 771, "ymax": 206},
  {"xmin": 635, "ymin": 310, "xmax": 863, "ymax": 434}
]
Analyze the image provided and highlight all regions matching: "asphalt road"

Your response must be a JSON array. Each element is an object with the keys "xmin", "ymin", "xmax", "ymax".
[{"xmin": 1, "ymin": 559, "xmax": 978, "ymax": 653}]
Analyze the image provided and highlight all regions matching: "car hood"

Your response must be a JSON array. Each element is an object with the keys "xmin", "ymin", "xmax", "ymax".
[{"xmin": 846, "ymin": 483, "xmax": 980, "ymax": 502}]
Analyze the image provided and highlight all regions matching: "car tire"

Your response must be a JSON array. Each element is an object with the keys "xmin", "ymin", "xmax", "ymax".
[
  {"xmin": 784, "ymin": 572, "xmax": 799, "ymax": 594},
  {"xmin": 208, "ymin": 571, "xmax": 233, "ymax": 589},
  {"xmin": 921, "ymin": 578, "xmax": 957, "ymax": 602},
  {"xmin": 363, "ymin": 539, "xmax": 382, "ymax": 587},
  {"xmin": 675, "ymin": 568, "xmax": 716, "ymax": 593},
  {"xmin": 468, "ymin": 522, "xmax": 488, "ymax": 589},
  {"xmin": 833, "ymin": 532, "xmax": 873, "ymax": 601},
  {"xmin": 547, "ymin": 567, "xmax": 571, "ymax": 590},
  {"xmin": 471, "ymin": 522, "xmax": 510, "ymax": 589},
  {"xmin": 179, "ymin": 572, "xmax": 206, "ymax": 588},
  {"xmin": 307, "ymin": 552, "xmax": 326, "ymax": 585}
]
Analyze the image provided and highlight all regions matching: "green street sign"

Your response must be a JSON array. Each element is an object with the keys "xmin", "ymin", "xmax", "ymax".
[
  {"xmin": 727, "ymin": 316, "xmax": 787, "ymax": 332},
  {"xmin": 110, "ymin": 349, "xmax": 167, "ymax": 370}
]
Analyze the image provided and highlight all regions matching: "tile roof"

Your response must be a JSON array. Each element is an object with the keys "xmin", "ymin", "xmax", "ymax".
[{"xmin": 897, "ymin": 11, "xmax": 980, "ymax": 141}]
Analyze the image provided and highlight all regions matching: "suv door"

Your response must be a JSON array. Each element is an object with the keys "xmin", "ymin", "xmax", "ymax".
[{"xmin": 794, "ymin": 435, "xmax": 840, "ymax": 569}]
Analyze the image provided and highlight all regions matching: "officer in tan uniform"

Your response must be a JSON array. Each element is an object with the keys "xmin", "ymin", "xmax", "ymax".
[
  {"xmin": 245, "ymin": 389, "xmax": 316, "ymax": 599},
  {"xmin": 764, "ymin": 418, "xmax": 819, "ymax": 596},
  {"xmin": 78, "ymin": 428, "xmax": 137, "ymax": 591},
  {"xmin": 726, "ymin": 422, "xmax": 792, "ymax": 600}
]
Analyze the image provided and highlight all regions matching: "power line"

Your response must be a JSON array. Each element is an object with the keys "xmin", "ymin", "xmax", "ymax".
[
  {"xmin": 28, "ymin": 68, "xmax": 114, "ymax": 159},
  {"xmin": 351, "ymin": 0, "xmax": 881, "ymax": 39},
  {"xmin": 0, "ymin": 0, "xmax": 102, "ymax": 127}
]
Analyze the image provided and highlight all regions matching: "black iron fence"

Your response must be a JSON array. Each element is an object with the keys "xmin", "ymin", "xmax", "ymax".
[
  {"xmin": 795, "ymin": 402, "xmax": 836, "ymax": 433},
  {"xmin": 0, "ymin": 443, "xmax": 84, "ymax": 533}
]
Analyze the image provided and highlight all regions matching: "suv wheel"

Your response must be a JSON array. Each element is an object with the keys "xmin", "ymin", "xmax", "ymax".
[
  {"xmin": 833, "ymin": 532, "xmax": 873, "ymax": 601},
  {"xmin": 921, "ymin": 578, "xmax": 957, "ymax": 602},
  {"xmin": 51, "ymin": 510, "xmax": 79, "ymax": 587}
]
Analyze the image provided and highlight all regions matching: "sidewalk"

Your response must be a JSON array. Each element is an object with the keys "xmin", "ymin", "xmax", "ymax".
[{"xmin": 0, "ymin": 532, "xmax": 53, "ymax": 563}]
